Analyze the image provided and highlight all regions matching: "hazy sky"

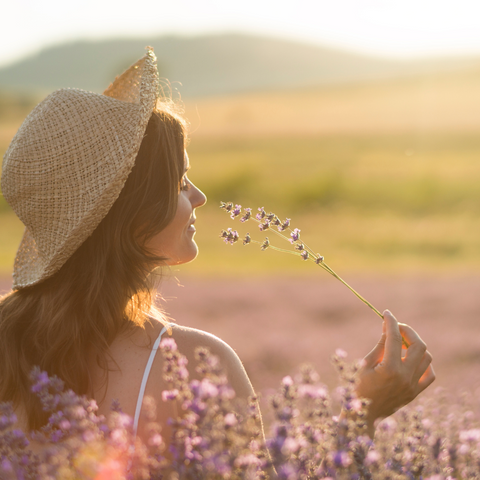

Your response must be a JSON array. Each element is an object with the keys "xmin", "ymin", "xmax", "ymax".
[{"xmin": 3, "ymin": 0, "xmax": 480, "ymax": 67}]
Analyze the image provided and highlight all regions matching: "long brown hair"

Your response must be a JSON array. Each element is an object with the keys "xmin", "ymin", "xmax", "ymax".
[{"xmin": 0, "ymin": 105, "xmax": 186, "ymax": 430}]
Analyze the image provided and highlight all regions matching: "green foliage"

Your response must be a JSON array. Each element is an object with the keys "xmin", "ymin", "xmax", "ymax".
[
  {"xmin": 189, "ymin": 133, "xmax": 480, "ymax": 216},
  {"xmin": 0, "ymin": 195, "xmax": 8, "ymax": 213},
  {"xmin": 0, "ymin": 90, "xmax": 39, "ymax": 122},
  {"xmin": 2, "ymin": 131, "xmax": 480, "ymax": 275}
]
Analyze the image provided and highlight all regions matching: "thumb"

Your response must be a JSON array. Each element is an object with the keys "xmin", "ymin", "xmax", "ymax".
[{"xmin": 363, "ymin": 328, "xmax": 386, "ymax": 368}]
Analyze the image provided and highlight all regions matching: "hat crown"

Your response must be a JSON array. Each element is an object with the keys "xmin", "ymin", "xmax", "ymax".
[
  {"xmin": 2, "ymin": 89, "xmax": 141, "ymax": 260},
  {"xmin": 1, "ymin": 48, "xmax": 159, "ymax": 289}
]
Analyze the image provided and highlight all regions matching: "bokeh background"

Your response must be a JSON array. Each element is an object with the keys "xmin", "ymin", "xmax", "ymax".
[{"xmin": 2, "ymin": 0, "xmax": 480, "ymax": 400}]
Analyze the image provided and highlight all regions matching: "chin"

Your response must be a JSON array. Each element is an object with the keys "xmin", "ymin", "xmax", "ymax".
[
  {"xmin": 182, "ymin": 248, "xmax": 200, "ymax": 265},
  {"xmin": 168, "ymin": 245, "xmax": 199, "ymax": 266}
]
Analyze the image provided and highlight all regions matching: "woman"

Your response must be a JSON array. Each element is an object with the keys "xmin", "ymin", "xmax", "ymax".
[{"xmin": 0, "ymin": 49, "xmax": 434, "ymax": 448}]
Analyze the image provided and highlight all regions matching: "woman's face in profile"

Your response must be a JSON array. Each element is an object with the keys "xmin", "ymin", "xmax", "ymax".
[{"xmin": 146, "ymin": 153, "xmax": 207, "ymax": 265}]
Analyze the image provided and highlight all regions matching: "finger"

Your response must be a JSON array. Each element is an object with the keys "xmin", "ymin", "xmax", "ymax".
[
  {"xmin": 399, "ymin": 323, "xmax": 427, "ymax": 369},
  {"xmin": 415, "ymin": 364, "xmax": 436, "ymax": 394},
  {"xmin": 411, "ymin": 349, "xmax": 433, "ymax": 384},
  {"xmin": 363, "ymin": 332, "xmax": 386, "ymax": 368},
  {"xmin": 383, "ymin": 310, "xmax": 402, "ymax": 367}
]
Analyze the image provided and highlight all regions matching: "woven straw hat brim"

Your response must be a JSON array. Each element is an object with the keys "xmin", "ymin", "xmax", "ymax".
[{"xmin": 1, "ymin": 48, "xmax": 159, "ymax": 289}]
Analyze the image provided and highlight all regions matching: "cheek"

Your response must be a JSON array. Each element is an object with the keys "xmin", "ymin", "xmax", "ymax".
[
  {"xmin": 175, "ymin": 193, "xmax": 192, "ymax": 225},
  {"xmin": 147, "ymin": 196, "xmax": 191, "ymax": 251}
]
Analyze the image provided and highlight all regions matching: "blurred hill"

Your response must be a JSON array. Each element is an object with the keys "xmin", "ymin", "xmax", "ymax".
[{"xmin": 1, "ymin": 33, "xmax": 480, "ymax": 97}]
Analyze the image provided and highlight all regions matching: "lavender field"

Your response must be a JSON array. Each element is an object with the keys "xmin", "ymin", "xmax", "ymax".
[{"xmin": 3, "ymin": 273, "xmax": 479, "ymax": 399}]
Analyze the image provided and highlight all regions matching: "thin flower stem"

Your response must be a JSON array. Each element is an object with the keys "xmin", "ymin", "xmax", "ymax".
[
  {"xmin": 269, "ymin": 245, "xmax": 304, "ymax": 257},
  {"xmin": 276, "ymin": 228, "xmax": 384, "ymax": 320},
  {"xmin": 263, "ymin": 233, "xmax": 384, "ymax": 319},
  {"xmin": 251, "ymin": 240, "xmax": 303, "ymax": 257},
  {"xmin": 317, "ymin": 263, "xmax": 383, "ymax": 319}
]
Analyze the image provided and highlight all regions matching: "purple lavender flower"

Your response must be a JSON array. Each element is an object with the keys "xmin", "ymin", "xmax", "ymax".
[
  {"xmin": 230, "ymin": 204, "xmax": 242, "ymax": 219},
  {"xmin": 220, "ymin": 228, "xmax": 239, "ymax": 245},
  {"xmin": 335, "ymin": 348, "xmax": 348, "ymax": 359},
  {"xmin": 315, "ymin": 254, "xmax": 324, "ymax": 264},
  {"xmin": 234, "ymin": 453, "xmax": 262, "ymax": 468},
  {"xmin": 220, "ymin": 201, "xmax": 234, "ymax": 212},
  {"xmin": 224, "ymin": 413, "xmax": 238, "ymax": 427},
  {"xmin": 0, "ymin": 459, "xmax": 12, "ymax": 473},
  {"xmin": 148, "ymin": 433, "xmax": 163, "ymax": 447},
  {"xmin": 31, "ymin": 370, "xmax": 50, "ymax": 393},
  {"xmin": 256, "ymin": 207, "xmax": 266, "ymax": 220},
  {"xmin": 108, "ymin": 399, "xmax": 121, "ymax": 415},
  {"xmin": 278, "ymin": 218, "xmax": 290, "ymax": 231},
  {"xmin": 365, "ymin": 449, "xmax": 381, "ymax": 466},
  {"xmin": 261, "ymin": 238, "xmax": 270, "ymax": 251},
  {"xmin": 193, "ymin": 379, "xmax": 219, "ymax": 399},
  {"xmin": 290, "ymin": 228, "xmax": 301, "ymax": 243},
  {"xmin": 0, "ymin": 405, "xmax": 17, "ymax": 432},
  {"xmin": 301, "ymin": 250, "xmax": 308, "ymax": 261},
  {"xmin": 160, "ymin": 337, "xmax": 177, "ymax": 352},
  {"xmin": 259, "ymin": 220, "xmax": 270, "ymax": 231},
  {"xmin": 240, "ymin": 208, "xmax": 252, "ymax": 222},
  {"xmin": 243, "ymin": 233, "xmax": 251, "ymax": 245},
  {"xmin": 332, "ymin": 450, "xmax": 352, "ymax": 468},
  {"xmin": 298, "ymin": 384, "xmax": 328, "ymax": 399},
  {"xmin": 162, "ymin": 389, "xmax": 180, "ymax": 402}
]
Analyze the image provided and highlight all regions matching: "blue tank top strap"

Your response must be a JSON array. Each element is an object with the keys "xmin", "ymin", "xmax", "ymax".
[{"xmin": 132, "ymin": 324, "xmax": 168, "ymax": 437}]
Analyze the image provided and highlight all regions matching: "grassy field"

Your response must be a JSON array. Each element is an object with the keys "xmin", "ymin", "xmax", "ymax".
[
  {"xmin": 2, "ymin": 70, "xmax": 480, "ymax": 275},
  {"xmin": 183, "ymin": 131, "xmax": 480, "ymax": 275}
]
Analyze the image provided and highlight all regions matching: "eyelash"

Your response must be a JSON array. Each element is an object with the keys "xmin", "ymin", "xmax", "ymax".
[{"xmin": 181, "ymin": 178, "xmax": 192, "ymax": 191}]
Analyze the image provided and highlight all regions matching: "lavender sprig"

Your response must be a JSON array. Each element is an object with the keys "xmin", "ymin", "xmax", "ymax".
[{"xmin": 220, "ymin": 201, "xmax": 383, "ymax": 320}]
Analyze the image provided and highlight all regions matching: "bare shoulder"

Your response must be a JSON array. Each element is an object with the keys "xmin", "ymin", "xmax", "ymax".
[
  {"xmin": 105, "ymin": 319, "xmax": 255, "ymax": 401},
  {"xmin": 163, "ymin": 323, "xmax": 255, "ymax": 400},
  {"xmin": 169, "ymin": 324, "xmax": 241, "ymax": 363},
  {"xmin": 94, "ymin": 319, "xmax": 257, "ymax": 444}
]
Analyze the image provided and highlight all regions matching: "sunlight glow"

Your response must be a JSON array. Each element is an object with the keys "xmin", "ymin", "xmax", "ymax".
[{"xmin": 3, "ymin": 0, "xmax": 480, "ymax": 66}]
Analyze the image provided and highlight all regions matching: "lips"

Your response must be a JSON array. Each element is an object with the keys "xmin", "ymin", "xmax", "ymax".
[{"xmin": 187, "ymin": 218, "xmax": 196, "ymax": 232}]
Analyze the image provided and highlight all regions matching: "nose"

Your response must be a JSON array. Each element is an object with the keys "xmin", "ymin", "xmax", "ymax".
[{"xmin": 191, "ymin": 182, "xmax": 207, "ymax": 208}]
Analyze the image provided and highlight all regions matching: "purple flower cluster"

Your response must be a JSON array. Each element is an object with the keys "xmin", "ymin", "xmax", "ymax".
[
  {"xmin": 220, "ymin": 202, "xmax": 291, "ymax": 234},
  {"xmin": 0, "ymin": 403, "xmax": 38, "ymax": 479},
  {"xmin": 2, "ymin": 345, "xmax": 480, "ymax": 479},
  {"xmin": 219, "ymin": 202, "xmax": 323, "ymax": 266},
  {"xmin": 220, "ymin": 228, "xmax": 240, "ymax": 245},
  {"xmin": 0, "ymin": 367, "xmax": 166, "ymax": 479},
  {"xmin": 220, "ymin": 201, "xmax": 384, "ymax": 320},
  {"xmin": 160, "ymin": 338, "xmax": 269, "ymax": 479}
]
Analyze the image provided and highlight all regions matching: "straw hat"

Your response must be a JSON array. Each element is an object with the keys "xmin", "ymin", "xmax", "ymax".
[{"xmin": 1, "ymin": 47, "xmax": 159, "ymax": 289}]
